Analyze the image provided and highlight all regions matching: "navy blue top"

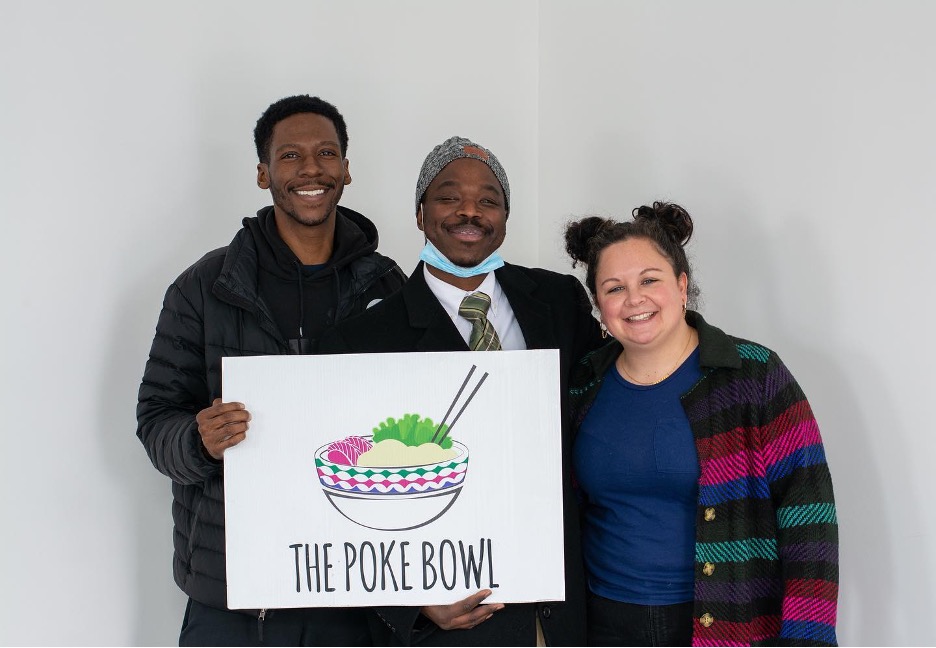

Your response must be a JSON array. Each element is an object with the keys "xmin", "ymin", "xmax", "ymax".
[{"xmin": 573, "ymin": 347, "xmax": 702, "ymax": 605}]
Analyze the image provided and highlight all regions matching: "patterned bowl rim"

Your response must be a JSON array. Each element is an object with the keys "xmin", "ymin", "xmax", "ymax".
[
  {"xmin": 320, "ymin": 480, "xmax": 465, "ymax": 499},
  {"xmin": 315, "ymin": 437, "xmax": 468, "ymax": 472}
]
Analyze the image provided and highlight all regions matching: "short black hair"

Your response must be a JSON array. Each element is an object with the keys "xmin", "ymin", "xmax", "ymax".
[{"xmin": 253, "ymin": 95, "xmax": 349, "ymax": 163}]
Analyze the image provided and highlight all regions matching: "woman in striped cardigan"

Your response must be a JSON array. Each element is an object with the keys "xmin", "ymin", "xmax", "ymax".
[{"xmin": 564, "ymin": 203, "xmax": 837, "ymax": 646}]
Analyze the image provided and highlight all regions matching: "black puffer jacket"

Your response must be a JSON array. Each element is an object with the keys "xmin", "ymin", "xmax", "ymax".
[{"xmin": 136, "ymin": 205, "xmax": 406, "ymax": 610}]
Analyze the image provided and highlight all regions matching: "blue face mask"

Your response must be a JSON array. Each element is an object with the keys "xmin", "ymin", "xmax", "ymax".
[{"xmin": 418, "ymin": 240, "xmax": 505, "ymax": 278}]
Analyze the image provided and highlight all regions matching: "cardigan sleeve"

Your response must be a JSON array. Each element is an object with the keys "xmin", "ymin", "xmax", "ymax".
[{"xmin": 759, "ymin": 354, "xmax": 838, "ymax": 645}]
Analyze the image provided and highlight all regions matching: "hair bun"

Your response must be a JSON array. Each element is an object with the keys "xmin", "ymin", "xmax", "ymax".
[
  {"xmin": 632, "ymin": 201, "xmax": 693, "ymax": 246},
  {"xmin": 565, "ymin": 216, "xmax": 611, "ymax": 265}
]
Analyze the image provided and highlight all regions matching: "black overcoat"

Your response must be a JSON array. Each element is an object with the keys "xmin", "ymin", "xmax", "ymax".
[{"xmin": 319, "ymin": 262, "xmax": 603, "ymax": 647}]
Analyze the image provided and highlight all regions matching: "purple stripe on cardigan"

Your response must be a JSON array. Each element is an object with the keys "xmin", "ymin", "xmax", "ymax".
[
  {"xmin": 684, "ymin": 376, "xmax": 763, "ymax": 422},
  {"xmin": 695, "ymin": 577, "xmax": 781, "ymax": 604},
  {"xmin": 684, "ymin": 364, "xmax": 794, "ymax": 423},
  {"xmin": 762, "ymin": 362, "xmax": 797, "ymax": 402},
  {"xmin": 779, "ymin": 541, "xmax": 838, "ymax": 563},
  {"xmin": 783, "ymin": 596, "xmax": 837, "ymax": 626}
]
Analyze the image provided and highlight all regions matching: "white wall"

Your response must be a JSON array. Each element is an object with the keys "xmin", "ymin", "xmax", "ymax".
[
  {"xmin": 539, "ymin": 2, "xmax": 936, "ymax": 645},
  {"xmin": 1, "ymin": 1, "xmax": 932, "ymax": 645},
  {"xmin": 0, "ymin": 2, "xmax": 538, "ymax": 645}
]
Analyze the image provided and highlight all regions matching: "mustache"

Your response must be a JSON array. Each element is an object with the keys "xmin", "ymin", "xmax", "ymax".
[
  {"xmin": 288, "ymin": 179, "xmax": 337, "ymax": 190},
  {"xmin": 444, "ymin": 216, "xmax": 494, "ymax": 234}
]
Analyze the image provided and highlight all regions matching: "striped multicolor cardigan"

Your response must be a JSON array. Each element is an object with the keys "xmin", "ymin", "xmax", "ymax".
[{"xmin": 570, "ymin": 311, "xmax": 838, "ymax": 646}]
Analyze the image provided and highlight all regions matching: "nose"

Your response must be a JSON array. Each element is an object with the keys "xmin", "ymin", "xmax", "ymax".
[
  {"xmin": 623, "ymin": 285, "xmax": 646, "ymax": 306},
  {"xmin": 455, "ymin": 197, "xmax": 482, "ymax": 218},
  {"xmin": 299, "ymin": 155, "xmax": 324, "ymax": 177}
]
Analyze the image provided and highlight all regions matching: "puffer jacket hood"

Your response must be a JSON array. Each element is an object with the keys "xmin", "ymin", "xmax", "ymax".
[
  {"xmin": 238, "ymin": 205, "xmax": 388, "ymax": 350},
  {"xmin": 244, "ymin": 205, "xmax": 381, "ymax": 280}
]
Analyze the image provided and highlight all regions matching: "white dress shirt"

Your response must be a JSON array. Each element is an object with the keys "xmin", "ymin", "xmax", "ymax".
[{"xmin": 422, "ymin": 264, "xmax": 527, "ymax": 351}]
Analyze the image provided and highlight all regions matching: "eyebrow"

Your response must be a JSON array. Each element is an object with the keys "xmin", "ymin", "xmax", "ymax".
[
  {"xmin": 599, "ymin": 267, "xmax": 665, "ymax": 285},
  {"xmin": 273, "ymin": 140, "xmax": 341, "ymax": 153}
]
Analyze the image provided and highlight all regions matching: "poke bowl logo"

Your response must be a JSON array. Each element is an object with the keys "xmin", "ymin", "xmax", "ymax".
[{"xmin": 314, "ymin": 366, "xmax": 487, "ymax": 531}]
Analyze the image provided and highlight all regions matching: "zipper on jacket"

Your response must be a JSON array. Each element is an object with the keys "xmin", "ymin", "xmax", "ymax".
[
  {"xmin": 185, "ymin": 494, "xmax": 206, "ymax": 566},
  {"xmin": 257, "ymin": 608, "xmax": 266, "ymax": 643}
]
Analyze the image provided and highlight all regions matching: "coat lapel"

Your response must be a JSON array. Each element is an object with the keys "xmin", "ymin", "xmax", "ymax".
[
  {"xmin": 496, "ymin": 264, "xmax": 556, "ymax": 350},
  {"xmin": 402, "ymin": 263, "xmax": 470, "ymax": 351}
]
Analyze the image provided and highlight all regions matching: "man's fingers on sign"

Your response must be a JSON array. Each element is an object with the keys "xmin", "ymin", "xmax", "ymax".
[
  {"xmin": 421, "ymin": 589, "xmax": 504, "ymax": 631},
  {"xmin": 196, "ymin": 398, "xmax": 251, "ymax": 460}
]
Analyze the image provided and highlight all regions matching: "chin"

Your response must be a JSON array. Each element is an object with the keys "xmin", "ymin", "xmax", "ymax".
[
  {"xmin": 288, "ymin": 210, "xmax": 332, "ymax": 228},
  {"xmin": 449, "ymin": 248, "xmax": 493, "ymax": 266},
  {"xmin": 453, "ymin": 259, "xmax": 485, "ymax": 268}
]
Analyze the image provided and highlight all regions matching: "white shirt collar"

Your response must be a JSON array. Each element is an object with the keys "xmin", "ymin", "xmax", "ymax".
[
  {"xmin": 421, "ymin": 263, "xmax": 526, "ymax": 350},
  {"xmin": 422, "ymin": 264, "xmax": 502, "ymax": 318}
]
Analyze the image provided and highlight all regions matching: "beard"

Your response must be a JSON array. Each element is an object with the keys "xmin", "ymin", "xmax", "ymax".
[{"xmin": 271, "ymin": 183, "xmax": 341, "ymax": 228}]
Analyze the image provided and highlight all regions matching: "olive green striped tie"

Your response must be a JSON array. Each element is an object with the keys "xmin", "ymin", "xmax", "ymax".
[{"xmin": 459, "ymin": 292, "xmax": 502, "ymax": 351}]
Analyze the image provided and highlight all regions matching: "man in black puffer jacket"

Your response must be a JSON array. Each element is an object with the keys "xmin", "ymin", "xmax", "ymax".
[{"xmin": 136, "ymin": 95, "xmax": 405, "ymax": 646}]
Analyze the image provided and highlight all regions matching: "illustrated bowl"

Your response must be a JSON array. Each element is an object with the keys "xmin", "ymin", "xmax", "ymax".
[{"xmin": 314, "ymin": 439, "xmax": 469, "ymax": 531}]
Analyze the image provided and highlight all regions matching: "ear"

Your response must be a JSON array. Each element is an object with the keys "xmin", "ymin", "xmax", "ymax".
[
  {"xmin": 678, "ymin": 272, "xmax": 689, "ymax": 302},
  {"xmin": 416, "ymin": 204, "xmax": 425, "ymax": 232},
  {"xmin": 342, "ymin": 158, "xmax": 352, "ymax": 186},
  {"xmin": 257, "ymin": 163, "xmax": 270, "ymax": 190}
]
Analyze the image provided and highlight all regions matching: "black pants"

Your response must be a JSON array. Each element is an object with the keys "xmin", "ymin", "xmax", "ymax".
[
  {"xmin": 179, "ymin": 598, "xmax": 372, "ymax": 647},
  {"xmin": 587, "ymin": 592, "xmax": 693, "ymax": 647}
]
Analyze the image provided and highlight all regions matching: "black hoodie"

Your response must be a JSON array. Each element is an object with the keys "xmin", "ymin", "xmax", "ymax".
[{"xmin": 247, "ymin": 204, "xmax": 398, "ymax": 353}]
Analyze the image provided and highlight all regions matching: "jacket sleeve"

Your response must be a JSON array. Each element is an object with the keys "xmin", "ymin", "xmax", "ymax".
[
  {"xmin": 760, "ymin": 355, "xmax": 838, "ymax": 645},
  {"xmin": 136, "ymin": 278, "xmax": 222, "ymax": 486}
]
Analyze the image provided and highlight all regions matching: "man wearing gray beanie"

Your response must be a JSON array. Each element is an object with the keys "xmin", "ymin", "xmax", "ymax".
[{"xmin": 320, "ymin": 135, "xmax": 603, "ymax": 646}]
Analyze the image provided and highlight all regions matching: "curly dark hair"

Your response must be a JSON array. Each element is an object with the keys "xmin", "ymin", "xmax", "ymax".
[
  {"xmin": 564, "ymin": 201, "xmax": 700, "ymax": 308},
  {"xmin": 253, "ymin": 95, "xmax": 348, "ymax": 163}
]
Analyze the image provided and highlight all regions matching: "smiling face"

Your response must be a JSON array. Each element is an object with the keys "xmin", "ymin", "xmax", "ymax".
[
  {"xmin": 594, "ymin": 237, "xmax": 689, "ymax": 351},
  {"xmin": 256, "ymin": 112, "xmax": 351, "ymax": 232},
  {"xmin": 417, "ymin": 157, "xmax": 507, "ymax": 288}
]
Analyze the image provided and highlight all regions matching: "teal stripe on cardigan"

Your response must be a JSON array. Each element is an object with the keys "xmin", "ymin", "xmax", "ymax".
[
  {"xmin": 737, "ymin": 342, "xmax": 770, "ymax": 363},
  {"xmin": 777, "ymin": 503, "xmax": 837, "ymax": 529},
  {"xmin": 697, "ymin": 538, "xmax": 779, "ymax": 563}
]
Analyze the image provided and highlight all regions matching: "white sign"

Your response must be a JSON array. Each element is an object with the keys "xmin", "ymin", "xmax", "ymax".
[{"xmin": 222, "ymin": 350, "xmax": 565, "ymax": 609}]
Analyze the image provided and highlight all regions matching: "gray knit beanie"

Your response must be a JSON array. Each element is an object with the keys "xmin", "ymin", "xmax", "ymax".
[{"xmin": 414, "ymin": 136, "xmax": 510, "ymax": 214}]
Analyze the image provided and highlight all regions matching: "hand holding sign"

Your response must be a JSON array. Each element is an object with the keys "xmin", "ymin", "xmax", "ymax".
[
  {"xmin": 421, "ymin": 589, "xmax": 504, "ymax": 631},
  {"xmin": 196, "ymin": 398, "xmax": 251, "ymax": 460}
]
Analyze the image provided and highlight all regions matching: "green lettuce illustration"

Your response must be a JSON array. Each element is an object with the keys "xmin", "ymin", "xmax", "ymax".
[{"xmin": 372, "ymin": 414, "xmax": 452, "ymax": 449}]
